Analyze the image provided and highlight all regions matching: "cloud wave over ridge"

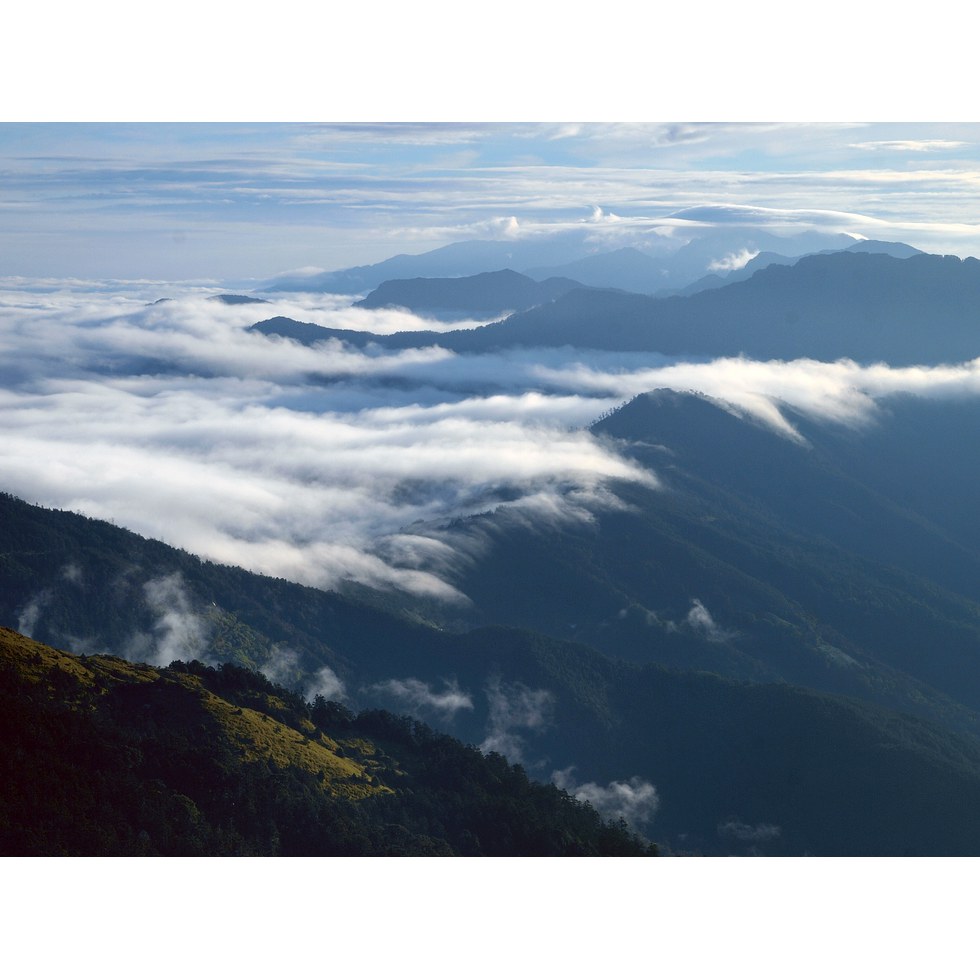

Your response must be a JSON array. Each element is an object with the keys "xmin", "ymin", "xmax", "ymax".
[
  {"xmin": 9, "ymin": 279, "xmax": 980, "ymax": 600},
  {"xmin": 0, "ymin": 283, "xmax": 656, "ymax": 599}
]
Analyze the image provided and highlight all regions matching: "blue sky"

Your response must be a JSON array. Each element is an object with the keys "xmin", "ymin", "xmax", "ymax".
[{"xmin": 4, "ymin": 121, "xmax": 980, "ymax": 281}]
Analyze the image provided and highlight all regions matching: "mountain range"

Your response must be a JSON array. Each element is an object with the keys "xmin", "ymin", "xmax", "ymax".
[
  {"xmin": 353, "ymin": 269, "xmax": 582, "ymax": 320},
  {"xmin": 251, "ymin": 249, "xmax": 980, "ymax": 365},
  {"xmin": 8, "ymin": 227, "xmax": 980, "ymax": 856},
  {"xmin": 263, "ymin": 224, "xmax": 857, "ymax": 295}
]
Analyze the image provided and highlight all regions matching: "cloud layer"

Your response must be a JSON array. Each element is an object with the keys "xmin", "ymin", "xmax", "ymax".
[
  {"xmin": 11, "ymin": 279, "xmax": 980, "ymax": 603},
  {"xmin": 0, "ymin": 283, "xmax": 655, "ymax": 599},
  {"xmin": 5, "ymin": 123, "xmax": 980, "ymax": 279}
]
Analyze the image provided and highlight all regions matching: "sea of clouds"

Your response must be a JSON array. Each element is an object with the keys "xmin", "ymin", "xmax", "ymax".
[{"xmin": 7, "ymin": 277, "xmax": 980, "ymax": 602}]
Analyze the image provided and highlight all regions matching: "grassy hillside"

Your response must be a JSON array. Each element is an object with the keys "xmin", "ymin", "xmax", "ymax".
[{"xmin": 0, "ymin": 627, "xmax": 653, "ymax": 856}]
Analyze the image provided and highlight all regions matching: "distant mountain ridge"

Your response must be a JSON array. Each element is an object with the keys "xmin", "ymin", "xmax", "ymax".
[
  {"xmin": 353, "ymin": 268, "xmax": 582, "ymax": 320},
  {"xmin": 658, "ymin": 239, "xmax": 924, "ymax": 298},
  {"xmin": 252, "ymin": 250, "xmax": 980, "ymax": 364},
  {"xmin": 261, "ymin": 227, "xmax": 858, "ymax": 295}
]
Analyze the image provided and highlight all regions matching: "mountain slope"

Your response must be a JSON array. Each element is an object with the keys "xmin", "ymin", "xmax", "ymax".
[
  {"xmin": 8, "ymin": 492, "xmax": 980, "ymax": 853},
  {"xmin": 459, "ymin": 251, "xmax": 980, "ymax": 362},
  {"xmin": 0, "ymin": 627, "xmax": 653, "ymax": 856},
  {"xmin": 425, "ymin": 390, "xmax": 980, "ymax": 738}
]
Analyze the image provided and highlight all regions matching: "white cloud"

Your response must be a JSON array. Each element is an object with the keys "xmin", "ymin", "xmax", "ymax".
[
  {"xmin": 367, "ymin": 677, "xmax": 473, "ymax": 719},
  {"xmin": 717, "ymin": 819, "xmax": 781, "ymax": 842},
  {"xmin": 305, "ymin": 665, "xmax": 347, "ymax": 703},
  {"xmin": 16, "ymin": 589, "xmax": 51, "ymax": 638},
  {"xmin": 553, "ymin": 767, "xmax": 660, "ymax": 830},
  {"xmin": 14, "ymin": 278, "xmax": 980, "ymax": 610},
  {"xmin": 131, "ymin": 572, "xmax": 210, "ymax": 667},
  {"xmin": 708, "ymin": 248, "xmax": 760, "ymax": 272},
  {"xmin": 685, "ymin": 599, "xmax": 734, "ymax": 643},
  {"xmin": 0, "ymin": 284, "xmax": 658, "ymax": 600},
  {"xmin": 480, "ymin": 679, "xmax": 554, "ymax": 764},
  {"xmin": 849, "ymin": 140, "xmax": 969, "ymax": 153}
]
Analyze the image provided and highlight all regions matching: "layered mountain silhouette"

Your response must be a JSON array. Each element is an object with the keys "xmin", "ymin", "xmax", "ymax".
[
  {"xmin": 253, "ymin": 250, "xmax": 980, "ymax": 364},
  {"xmin": 262, "ymin": 227, "xmax": 855, "ymax": 295},
  {"xmin": 7, "ymin": 455, "xmax": 980, "ymax": 855},
  {"xmin": 13, "ymin": 225, "xmax": 980, "ymax": 856},
  {"xmin": 659, "ymin": 239, "xmax": 924, "ymax": 298},
  {"xmin": 353, "ymin": 269, "xmax": 581, "ymax": 320}
]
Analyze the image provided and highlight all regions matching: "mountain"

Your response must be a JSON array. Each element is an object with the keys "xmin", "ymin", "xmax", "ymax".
[
  {"xmin": 0, "ymin": 626, "xmax": 652, "ymax": 856},
  {"xmin": 260, "ymin": 228, "xmax": 857, "ymax": 296},
  {"xmin": 525, "ymin": 247, "xmax": 670, "ymax": 294},
  {"xmin": 262, "ymin": 236, "xmax": 594, "ymax": 294},
  {"xmin": 659, "ymin": 239, "xmax": 925, "ymax": 298},
  {"xmin": 252, "ymin": 250, "xmax": 980, "ymax": 364},
  {"xmin": 409, "ymin": 389, "xmax": 980, "ymax": 742},
  {"xmin": 453, "ymin": 250, "xmax": 980, "ymax": 362},
  {"xmin": 353, "ymin": 269, "xmax": 582, "ymax": 320},
  {"xmin": 7, "ymin": 490, "xmax": 980, "ymax": 854},
  {"xmin": 211, "ymin": 294, "xmax": 269, "ymax": 305}
]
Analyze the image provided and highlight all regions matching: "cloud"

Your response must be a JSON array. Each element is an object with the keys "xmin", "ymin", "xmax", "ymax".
[
  {"xmin": 366, "ymin": 677, "xmax": 473, "ymax": 720},
  {"xmin": 536, "ymin": 354, "xmax": 980, "ymax": 441},
  {"xmin": 125, "ymin": 572, "xmax": 209, "ymax": 667},
  {"xmin": 552, "ymin": 767, "xmax": 660, "ymax": 830},
  {"xmin": 717, "ymin": 819, "xmax": 782, "ymax": 843},
  {"xmin": 685, "ymin": 599, "xmax": 734, "ymax": 643},
  {"xmin": 256, "ymin": 644, "xmax": 346, "ymax": 702},
  {"xmin": 9, "ymin": 122, "xmax": 980, "ymax": 281},
  {"xmin": 305, "ymin": 665, "xmax": 346, "ymax": 703},
  {"xmin": 16, "ymin": 589, "xmax": 51, "ymax": 638},
  {"xmin": 0, "ymin": 285, "xmax": 660, "ymax": 600},
  {"xmin": 849, "ymin": 140, "xmax": 969, "ymax": 153},
  {"xmin": 480, "ymin": 679, "xmax": 554, "ymax": 764},
  {"xmin": 14, "ymin": 279, "xmax": 980, "ymax": 609},
  {"xmin": 708, "ymin": 248, "xmax": 760, "ymax": 272}
]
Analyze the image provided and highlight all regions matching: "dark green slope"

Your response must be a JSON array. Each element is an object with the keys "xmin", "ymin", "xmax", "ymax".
[
  {"xmin": 437, "ymin": 390, "xmax": 980, "ymax": 736},
  {"xmin": 0, "ymin": 627, "xmax": 652, "ymax": 856},
  {"xmin": 370, "ymin": 626, "xmax": 980, "ymax": 856},
  {"xmin": 7, "ymin": 493, "xmax": 980, "ymax": 853}
]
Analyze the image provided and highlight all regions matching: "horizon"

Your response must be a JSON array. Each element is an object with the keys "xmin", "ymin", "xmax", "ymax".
[{"xmin": 5, "ymin": 122, "xmax": 980, "ymax": 282}]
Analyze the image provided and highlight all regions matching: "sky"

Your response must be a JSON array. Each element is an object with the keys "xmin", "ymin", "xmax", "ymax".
[{"xmin": 5, "ymin": 121, "xmax": 980, "ymax": 280}]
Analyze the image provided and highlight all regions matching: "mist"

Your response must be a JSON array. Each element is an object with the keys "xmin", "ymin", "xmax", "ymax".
[{"xmin": 8, "ymin": 278, "xmax": 980, "ymax": 601}]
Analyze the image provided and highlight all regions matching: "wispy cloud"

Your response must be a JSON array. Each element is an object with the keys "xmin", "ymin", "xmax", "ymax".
[
  {"xmin": 367, "ymin": 677, "xmax": 473, "ymax": 720},
  {"xmin": 0, "ymin": 284, "xmax": 655, "ymax": 600},
  {"xmin": 6, "ymin": 122, "xmax": 980, "ymax": 279},
  {"xmin": 849, "ymin": 140, "xmax": 970, "ymax": 153},
  {"xmin": 16, "ymin": 589, "xmax": 51, "ymax": 638},
  {"xmin": 717, "ymin": 819, "xmax": 782, "ymax": 843},
  {"xmin": 553, "ymin": 767, "xmax": 661, "ymax": 830},
  {"xmin": 480, "ymin": 678, "xmax": 554, "ymax": 764},
  {"xmin": 685, "ymin": 599, "xmax": 735, "ymax": 643},
  {"xmin": 124, "ymin": 572, "xmax": 210, "ymax": 667}
]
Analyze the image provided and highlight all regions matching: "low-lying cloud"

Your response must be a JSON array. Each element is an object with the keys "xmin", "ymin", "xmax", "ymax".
[
  {"xmin": 553, "ymin": 768, "xmax": 661, "ymax": 831},
  {"xmin": 367, "ymin": 677, "xmax": 473, "ymax": 720},
  {"xmin": 0, "ymin": 283, "xmax": 656, "ymax": 599},
  {"xmin": 9, "ymin": 278, "xmax": 980, "ymax": 603},
  {"xmin": 717, "ymin": 819, "xmax": 782, "ymax": 843},
  {"xmin": 125, "ymin": 572, "xmax": 210, "ymax": 667},
  {"xmin": 480, "ymin": 679, "xmax": 554, "ymax": 764},
  {"xmin": 685, "ymin": 599, "xmax": 735, "ymax": 643}
]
